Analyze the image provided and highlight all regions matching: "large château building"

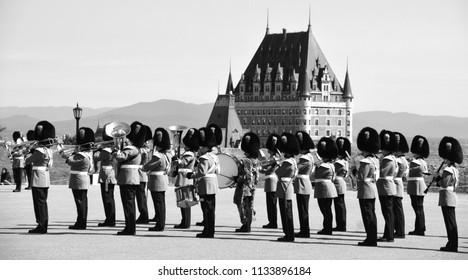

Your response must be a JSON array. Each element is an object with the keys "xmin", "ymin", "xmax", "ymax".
[{"xmin": 208, "ymin": 20, "xmax": 353, "ymax": 146}]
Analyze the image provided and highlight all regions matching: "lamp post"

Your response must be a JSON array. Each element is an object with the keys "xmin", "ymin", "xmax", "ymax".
[{"xmin": 73, "ymin": 103, "xmax": 82, "ymax": 144}]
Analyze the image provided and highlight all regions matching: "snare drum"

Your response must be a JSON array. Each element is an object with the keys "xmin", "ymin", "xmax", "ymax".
[
  {"xmin": 174, "ymin": 185, "xmax": 198, "ymax": 208},
  {"xmin": 217, "ymin": 153, "xmax": 240, "ymax": 189}
]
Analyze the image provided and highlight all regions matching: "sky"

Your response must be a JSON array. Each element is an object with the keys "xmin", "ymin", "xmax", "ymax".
[{"xmin": 0, "ymin": 0, "xmax": 467, "ymax": 117}]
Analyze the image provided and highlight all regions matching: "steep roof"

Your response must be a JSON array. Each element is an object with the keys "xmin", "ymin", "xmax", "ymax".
[{"xmin": 342, "ymin": 68, "xmax": 353, "ymax": 99}]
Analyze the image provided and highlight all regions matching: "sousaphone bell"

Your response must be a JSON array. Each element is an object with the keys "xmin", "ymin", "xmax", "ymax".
[{"xmin": 105, "ymin": 122, "xmax": 131, "ymax": 151}]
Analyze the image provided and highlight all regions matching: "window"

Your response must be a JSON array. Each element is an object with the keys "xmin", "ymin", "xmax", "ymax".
[
  {"xmin": 303, "ymin": 109, "xmax": 307, "ymax": 115},
  {"xmin": 289, "ymin": 109, "xmax": 292, "ymax": 115},
  {"xmin": 347, "ymin": 131, "xmax": 350, "ymax": 137},
  {"xmin": 282, "ymin": 109, "xmax": 285, "ymax": 115},
  {"xmin": 314, "ymin": 130, "xmax": 319, "ymax": 136},
  {"xmin": 296, "ymin": 109, "xmax": 300, "ymax": 115},
  {"xmin": 238, "ymin": 110, "xmax": 241, "ymax": 115},
  {"xmin": 244, "ymin": 110, "xmax": 248, "ymax": 115},
  {"xmin": 314, "ymin": 119, "xmax": 319, "ymax": 125},
  {"xmin": 296, "ymin": 119, "xmax": 299, "ymax": 125},
  {"xmin": 262, "ymin": 118, "xmax": 266, "ymax": 125},
  {"xmin": 326, "ymin": 130, "xmax": 331, "ymax": 136},
  {"xmin": 281, "ymin": 119, "xmax": 285, "ymax": 125},
  {"xmin": 289, "ymin": 119, "xmax": 292, "ymax": 125},
  {"xmin": 337, "ymin": 130, "xmax": 342, "ymax": 137},
  {"xmin": 273, "ymin": 119, "xmax": 277, "ymax": 125},
  {"xmin": 324, "ymin": 96, "xmax": 329, "ymax": 102},
  {"xmin": 327, "ymin": 109, "xmax": 330, "ymax": 115},
  {"xmin": 257, "ymin": 119, "xmax": 261, "ymax": 125},
  {"xmin": 338, "ymin": 109, "xmax": 342, "ymax": 115},
  {"xmin": 303, "ymin": 119, "xmax": 307, "ymax": 125},
  {"xmin": 338, "ymin": 119, "xmax": 342, "ymax": 126},
  {"xmin": 326, "ymin": 119, "xmax": 331, "ymax": 126},
  {"xmin": 252, "ymin": 110, "xmax": 255, "ymax": 115},
  {"xmin": 251, "ymin": 119, "xmax": 255, "ymax": 125},
  {"xmin": 243, "ymin": 119, "xmax": 247, "ymax": 125},
  {"xmin": 268, "ymin": 119, "xmax": 271, "ymax": 125},
  {"xmin": 347, "ymin": 110, "xmax": 350, "ymax": 116},
  {"xmin": 315, "ymin": 109, "xmax": 319, "ymax": 115}
]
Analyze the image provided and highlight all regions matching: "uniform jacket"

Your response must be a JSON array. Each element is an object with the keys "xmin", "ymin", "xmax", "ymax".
[
  {"xmin": 334, "ymin": 158, "xmax": 348, "ymax": 195},
  {"xmin": 138, "ymin": 147, "xmax": 151, "ymax": 183},
  {"xmin": 96, "ymin": 148, "xmax": 117, "ymax": 185},
  {"xmin": 438, "ymin": 165, "xmax": 458, "ymax": 207},
  {"xmin": 356, "ymin": 156, "xmax": 379, "ymax": 199},
  {"xmin": 175, "ymin": 150, "xmax": 196, "ymax": 187},
  {"xmin": 115, "ymin": 145, "xmax": 141, "ymax": 185},
  {"xmin": 66, "ymin": 151, "xmax": 92, "ymax": 190},
  {"xmin": 260, "ymin": 159, "xmax": 278, "ymax": 192},
  {"xmin": 25, "ymin": 146, "xmax": 53, "ymax": 188},
  {"xmin": 275, "ymin": 158, "xmax": 296, "ymax": 200},
  {"xmin": 294, "ymin": 153, "xmax": 313, "ymax": 195},
  {"xmin": 314, "ymin": 162, "xmax": 338, "ymax": 199},
  {"xmin": 394, "ymin": 156, "xmax": 408, "ymax": 197},
  {"xmin": 142, "ymin": 150, "xmax": 170, "ymax": 192},
  {"xmin": 407, "ymin": 158, "xmax": 427, "ymax": 196},
  {"xmin": 12, "ymin": 152, "xmax": 25, "ymax": 168},
  {"xmin": 192, "ymin": 151, "xmax": 219, "ymax": 195},
  {"xmin": 238, "ymin": 157, "xmax": 259, "ymax": 197},
  {"xmin": 377, "ymin": 154, "xmax": 397, "ymax": 196}
]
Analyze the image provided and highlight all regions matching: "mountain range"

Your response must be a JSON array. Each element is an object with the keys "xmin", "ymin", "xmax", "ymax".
[{"xmin": 0, "ymin": 99, "xmax": 467, "ymax": 141}]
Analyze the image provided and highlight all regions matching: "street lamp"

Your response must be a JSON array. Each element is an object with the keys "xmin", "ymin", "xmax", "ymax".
[{"xmin": 73, "ymin": 103, "xmax": 82, "ymax": 144}]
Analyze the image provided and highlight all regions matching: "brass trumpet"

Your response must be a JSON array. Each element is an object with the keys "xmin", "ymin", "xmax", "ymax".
[{"xmin": 259, "ymin": 149, "xmax": 285, "ymax": 168}]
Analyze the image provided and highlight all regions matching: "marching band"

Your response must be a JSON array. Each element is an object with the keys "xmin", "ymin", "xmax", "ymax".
[{"xmin": 2, "ymin": 120, "xmax": 465, "ymax": 253}]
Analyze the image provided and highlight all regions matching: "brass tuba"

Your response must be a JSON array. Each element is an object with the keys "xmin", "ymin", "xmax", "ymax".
[
  {"xmin": 105, "ymin": 122, "xmax": 131, "ymax": 151},
  {"xmin": 167, "ymin": 125, "xmax": 188, "ymax": 177}
]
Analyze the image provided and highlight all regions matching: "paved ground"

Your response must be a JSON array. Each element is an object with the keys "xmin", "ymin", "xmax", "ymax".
[{"xmin": 0, "ymin": 183, "xmax": 467, "ymax": 260}]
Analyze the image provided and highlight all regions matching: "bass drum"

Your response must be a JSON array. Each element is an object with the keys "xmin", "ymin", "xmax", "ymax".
[{"xmin": 217, "ymin": 153, "xmax": 240, "ymax": 189}]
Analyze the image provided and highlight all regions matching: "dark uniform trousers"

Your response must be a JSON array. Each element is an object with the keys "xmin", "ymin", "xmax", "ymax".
[
  {"xmin": 333, "ymin": 194, "xmax": 347, "ymax": 230},
  {"xmin": 32, "ymin": 187, "xmax": 49, "ymax": 230},
  {"xmin": 120, "ymin": 184, "xmax": 138, "ymax": 233},
  {"xmin": 242, "ymin": 195, "xmax": 254, "ymax": 231},
  {"xmin": 25, "ymin": 164, "xmax": 33, "ymax": 188},
  {"xmin": 441, "ymin": 206, "xmax": 458, "ymax": 250},
  {"xmin": 136, "ymin": 182, "xmax": 149, "ymax": 221},
  {"xmin": 179, "ymin": 207, "xmax": 191, "ymax": 228},
  {"xmin": 278, "ymin": 198, "xmax": 294, "ymax": 240},
  {"xmin": 318, "ymin": 198, "xmax": 333, "ymax": 233},
  {"xmin": 72, "ymin": 189, "xmax": 88, "ymax": 226},
  {"xmin": 13, "ymin": 167, "xmax": 23, "ymax": 191},
  {"xmin": 100, "ymin": 183, "xmax": 116, "ymax": 224},
  {"xmin": 265, "ymin": 191, "xmax": 278, "ymax": 227},
  {"xmin": 296, "ymin": 194, "xmax": 310, "ymax": 234},
  {"xmin": 379, "ymin": 195, "xmax": 394, "ymax": 240},
  {"xmin": 200, "ymin": 194, "xmax": 216, "ymax": 236},
  {"xmin": 150, "ymin": 191, "xmax": 166, "ymax": 230},
  {"xmin": 393, "ymin": 197, "xmax": 405, "ymax": 236},
  {"xmin": 359, "ymin": 199, "xmax": 377, "ymax": 244},
  {"xmin": 410, "ymin": 195, "xmax": 426, "ymax": 233}
]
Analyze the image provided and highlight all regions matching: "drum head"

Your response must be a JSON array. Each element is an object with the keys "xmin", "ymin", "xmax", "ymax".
[{"xmin": 217, "ymin": 153, "xmax": 239, "ymax": 189}]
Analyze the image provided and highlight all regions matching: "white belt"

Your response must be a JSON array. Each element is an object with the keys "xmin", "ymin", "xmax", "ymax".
[
  {"xmin": 203, "ymin": 174, "xmax": 217, "ymax": 178},
  {"xmin": 120, "ymin": 165, "xmax": 141, "ymax": 169},
  {"xmin": 280, "ymin": 177, "xmax": 292, "ymax": 182},
  {"xmin": 379, "ymin": 176, "xmax": 394, "ymax": 180},
  {"xmin": 408, "ymin": 177, "xmax": 424, "ymax": 181},
  {"xmin": 101, "ymin": 166, "xmax": 113, "ymax": 170},
  {"xmin": 264, "ymin": 174, "xmax": 278, "ymax": 179},
  {"xmin": 441, "ymin": 186, "xmax": 455, "ymax": 191},
  {"xmin": 149, "ymin": 171, "xmax": 165, "ymax": 176},
  {"xmin": 32, "ymin": 166, "xmax": 47, "ymax": 171},
  {"xmin": 178, "ymin": 168, "xmax": 192, "ymax": 173},
  {"xmin": 296, "ymin": 174, "xmax": 310, "ymax": 179},
  {"xmin": 315, "ymin": 179, "xmax": 332, "ymax": 183},
  {"xmin": 70, "ymin": 171, "xmax": 88, "ymax": 175},
  {"xmin": 14, "ymin": 156, "xmax": 24, "ymax": 160},
  {"xmin": 394, "ymin": 177, "xmax": 403, "ymax": 181},
  {"xmin": 364, "ymin": 178, "xmax": 374, "ymax": 182}
]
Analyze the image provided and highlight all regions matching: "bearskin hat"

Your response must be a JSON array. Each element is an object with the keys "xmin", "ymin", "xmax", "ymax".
[
  {"xmin": 241, "ymin": 132, "xmax": 260, "ymax": 158},
  {"xmin": 295, "ymin": 131, "xmax": 315, "ymax": 151},
  {"xmin": 127, "ymin": 121, "xmax": 146, "ymax": 148},
  {"xmin": 77, "ymin": 127, "xmax": 95, "ymax": 150},
  {"xmin": 410, "ymin": 135, "xmax": 430, "ymax": 158},
  {"xmin": 336, "ymin": 137, "xmax": 351, "ymax": 158},
  {"xmin": 439, "ymin": 136, "xmax": 463, "ymax": 164},
  {"xmin": 317, "ymin": 137, "xmax": 338, "ymax": 160},
  {"xmin": 26, "ymin": 130, "xmax": 35, "ymax": 141},
  {"xmin": 198, "ymin": 127, "xmax": 217, "ymax": 149},
  {"xmin": 277, "ymin": 132, "xmax": 300, "ymax": 156},
  {"xmin": 379, "ymin": 130, "xmax": 398, "ymax": 152},
  {"xmin": 153, "ymin": 127, "xmax": 171, "ymax": 151},
  {"xmin": 34, "ymin": 121, "xmax": 55, "ymax": 142},
  {"xmin": 357, "ymin": 127, "xmax": 380, "ymax": 154},
  {"xmin": 265, "ymin": 133, "xmax": 280, "ymax": 152},
  {"xmin": 207, "ymin": 123, "xmax": 223, "ymax": 146},
  {"xmin": 12, "ymin": 131, "xmax": 22, "ymax": 143},
  {"xmin": 183, "ymin": 128, "xmax": 200, "ymax": 151},
  {"xmin": 394, "ymin": 132, "xmax": 409, "ymax": 154}
]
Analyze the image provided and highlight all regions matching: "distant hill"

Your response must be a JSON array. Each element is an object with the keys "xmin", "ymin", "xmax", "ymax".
[{"xmin": 0, "ymin": 106, "xmax": 112, "ymax": 121}]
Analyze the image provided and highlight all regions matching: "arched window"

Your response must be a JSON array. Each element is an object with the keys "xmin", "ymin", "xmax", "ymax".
[
  {"xmin": 314, "ymin": 119, "xmax": 319, "ymax": 125},
  {"xmin": 326, "ymin": 119, "xmax": 331, "ymax": 126},
  {"xmin": 338, "ymin": 119, "xmax": 342, "ymax": 126}
]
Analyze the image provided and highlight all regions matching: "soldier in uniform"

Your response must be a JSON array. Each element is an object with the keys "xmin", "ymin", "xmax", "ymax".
[
  {"xmin": 435, "ymin": 136, "xmax": 463, "ymax": 252},
  {"xmin": 24, "ymin": 130, "xmax": 35, "ymax": 190},
  {"xmin": 407, "ymin": 135, "xmax": 429, "ymax": 236},
  {"xmin": 114, "ymin": 121, "xmax": 144, "ymax": 235},
  {"xmin": 135, "ymin": 125, "xmax": 152, "ymax": 225},
  {"xmin": 356, "ymin": 127, "xmax": 380, "ymax": 246},
  {"xmin": 11, "ymin": 131, "xmax": 25, "ymax": 192},
  {"xmin": 143, "ymin": 127, "xmax": 171, "ymax": 232},
  {"xmin": 333, "ymin": 137, "xmax": 350, "ymax": 232},
  {"xmin": 293, "ymin": 131, "xmax": 314, "ymax": 238},
  {"xmin": 25, "ymin": 121, "xmax": 55, "ymax": 234},
  {"xmin": 275, "ymin": 132, "xmax": 299, "ymax": 242},
  {"xmin": 63, "ymin": 127, "xmax": 95, "ymax": 230},
  {"xmin": 393, "ymin": 132, "xmax": 409, "ymax": 238},
  {"xmin": 376, "ymin": 130, "xmax": 398, "ymax": 242},
  {"xmin": 173, "ymin": 128, "xmax": 200, "ymax": 229},
  {"xmin": 234, "ymin": 132, "xmax": 260, "ymax": 233},
  {"xmin": 260, "ymin": 133, "xmax": 280, "ymax": 229},
  {"xmin": 188, "ymin": 127, "xmax": 219, "ymax": 238},
  {"xmin": 96, "ymin": 123, "xmax": 117, "ymax": 227},
  {"xmin": 314, "ymin": 137, "xmax": 338, "ymax": 235}
]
